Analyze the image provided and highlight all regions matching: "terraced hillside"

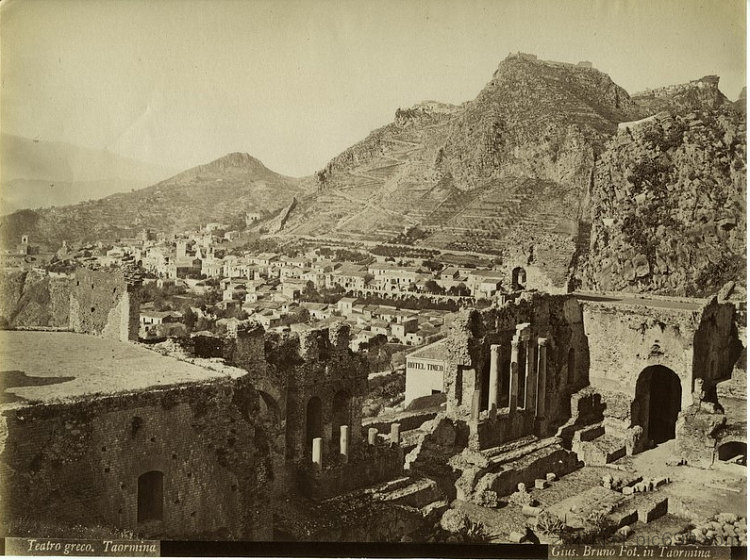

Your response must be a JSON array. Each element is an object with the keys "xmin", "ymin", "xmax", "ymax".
[{"xmin": 282, "ymin": 54, "xmax": 644, "ymax": 285}]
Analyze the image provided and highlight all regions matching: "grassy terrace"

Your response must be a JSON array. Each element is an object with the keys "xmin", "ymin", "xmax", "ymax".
[{"xmin": 0, "ymin": 331, "xmax": 244, "ymax": 409}]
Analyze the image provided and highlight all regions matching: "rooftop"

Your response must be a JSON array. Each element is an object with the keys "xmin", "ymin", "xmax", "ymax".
[
  {"xmin": 0, "ymin": 331, "xmax": 246, "ymax": 410},
  {"xmin": 407, "ymin": 339, "xmax": 448, "ymax": 361}
]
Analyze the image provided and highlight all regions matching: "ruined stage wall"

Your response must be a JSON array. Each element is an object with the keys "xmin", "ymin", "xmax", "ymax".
[
  {"xmin": 443, "ymin": 293, "xmax": 590, "ymax": 445},
  {"xmin": 0, "ymin": 377, "xmax": 272, "ymax": 540},
  {"xmin": 582, "ymin": 298, "xmax": 738, "ymax": 414}
]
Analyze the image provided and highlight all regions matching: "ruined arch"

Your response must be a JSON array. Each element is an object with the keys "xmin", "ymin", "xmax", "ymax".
[
  {"xmin": 332, "ymin": 389, "xmax": 352, "ymax": 437},
  {"xmin": 137, "ymin": 471, "xmax": 164, "ymax": 523},
  {"xmin": 512, "ymin": 267, "xmax": 527, "ymax": 291},
  {"xmin": 631, "ymin": 365, "xmax": 682, "ymax": 446},
  {"xmin": 305, "ymin": 396, "xmax": 323, "ymax": 452}
]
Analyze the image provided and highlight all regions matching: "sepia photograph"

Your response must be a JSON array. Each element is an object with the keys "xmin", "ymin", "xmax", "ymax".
[{"xmin": 0, "ymin": 0, "xmax": 746, "ymax": 556}]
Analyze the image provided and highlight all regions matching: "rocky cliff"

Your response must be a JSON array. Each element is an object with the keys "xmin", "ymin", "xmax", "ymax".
[
  {"xmin": 577, "ymin": 108, "xmax": 746, "ymax": 296},
  {"xmin": 282, "ymin": 54, "xmax": 651, "ymax": 287},
  {"xmin": 632, "ymin": 76, "xmax": 731, "ymax": 114}
]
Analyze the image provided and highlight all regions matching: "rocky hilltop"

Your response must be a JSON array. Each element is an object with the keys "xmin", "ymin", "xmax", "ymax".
[
  {"xmin": 0, "ymin": 152, "xmax": 306, "ymax": 247},
  {"xmin": 632, "ymin": 76, "xmax": 731, "ymax": 114}
]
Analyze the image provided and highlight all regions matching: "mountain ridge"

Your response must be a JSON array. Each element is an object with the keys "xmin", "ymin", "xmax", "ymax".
[{"xmin": 1, "ymin": 53, "xmax": 745, "ymax": 297}]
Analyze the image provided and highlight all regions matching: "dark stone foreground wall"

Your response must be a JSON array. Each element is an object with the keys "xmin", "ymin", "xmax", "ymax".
[{"xmin": 0, "ymin": 376, "xmax": 272, "ymax": 540}]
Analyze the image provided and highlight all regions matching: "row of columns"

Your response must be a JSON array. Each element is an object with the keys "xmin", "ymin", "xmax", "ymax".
[
  {"xmin": 473, "ymin": 324, "xmax": 549, "ymax": 420},
  {"xmin": 311, "ymin": 423, "xmax": 401, "ymax": 468}
]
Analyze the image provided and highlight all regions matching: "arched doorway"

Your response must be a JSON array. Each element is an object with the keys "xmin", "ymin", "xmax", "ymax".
[
  {"xmin": 512, "ymin": 267, "xmax": 527, "ymax": 291},
  {"xmin": 332, "ymin": 390, "xmax": 352, "ymax": 437},
  {"xmin": 631, "ymin": 365, "xmax": 682, "ymax": 445},
  {"xmin": 718, "ymin": 441, "xmax": 746, "ymax": 465},
  {"xmin": 305, "ymin": 396, "xmax": 323, "ymax": 453}
]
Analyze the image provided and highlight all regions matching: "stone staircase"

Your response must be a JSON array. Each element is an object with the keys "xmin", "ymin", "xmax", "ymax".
[
  {"xmin": 454, "ymin": 435, "xmax": 581, "ymax": 504},
  {"xmin": 571, "ymin": 422, "xmax": 628, "ymax": 465}
]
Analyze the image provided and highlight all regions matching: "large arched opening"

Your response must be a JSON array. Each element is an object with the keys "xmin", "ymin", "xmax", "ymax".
[
  {"xmin": 631, "ymin": 365, "xmax": 682, "ymax": 445},
  {"xmin": 305, "ymin": 396, "xmax": 323, "ymax": 454}
]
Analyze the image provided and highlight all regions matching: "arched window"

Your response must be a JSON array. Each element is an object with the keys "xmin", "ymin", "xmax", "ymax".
[
  {"xmin": 137, "ymin": 471, "xmax": 164, "ymax": 523},
  {"xmin": 306, "ymin": 396, "xmax": 323, "ymax": 451},
  {"xmin": 512, "ymin": 267, "xmax": 527, "ymax": 291},
  {"xmin": 332, "ymin": 390, "xmax": 351, "ymax": 436}
]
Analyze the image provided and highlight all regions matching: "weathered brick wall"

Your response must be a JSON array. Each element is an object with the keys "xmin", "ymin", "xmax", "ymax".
[
  {"xmin": 69, "ymin": 268, "xmax": 139, "ymax": 342},
  {"xmin": 693, "ymin": 297, "xmax": 742, "ymax": 390},
  {"xmin": 299, "ymin": 443, "xmax": 404, "ymax": 501},
  {"xmin": 229, "ymin": 323, "xmax": 371, "ymax": 495},
  {"xmin": 443, "ymin": 293, "xmax": 590, "ymax": 437},
  {"xmin": 0, "ymin": 376, "xmax": 272, "ymax": 540},
  {"xmin": 583, "ymin": 303, "xmax": 700, "ymax": 412}
]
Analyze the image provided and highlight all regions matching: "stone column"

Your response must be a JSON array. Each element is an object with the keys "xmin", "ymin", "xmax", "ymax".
[
  {"xmin": 312, "ymin": 437, "xmax": 322, "ymax": 468},
  {"xmin": 390, "ymin": 423, "xmax": 401, "ymax": 446},
  {"xmin": 509, "ymin": 337, "xmax": 520, "ymax": 413},
  {"xmin": 368, "ymin": 427, "xmax": 378, "ymax": 445},
  {"xmin": 340, "ymin": 425, "xmax": 350, "ymax": 462},
  {"xmin": 536, "ymin": 338, "xmax": 548, "ymax": 417},
  {"xmin": 525, "ymin": 337, "xmax": 537, "ymax": 412},
  {"xmin": 471, "ymin": 388, "xmax": 481, "ymax": 421},
  {"xmin": 489, "ymin": 344, "xmax": 500, "ymax": 411}
]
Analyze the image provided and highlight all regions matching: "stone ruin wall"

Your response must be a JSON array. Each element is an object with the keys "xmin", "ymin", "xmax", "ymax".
[
  {"xmin": 0, "ymin": 376, "xmax": 272, "ymax": 540},
  {"xmin": 69, "ymin": 268, "xmax": 139, "ymax": 342},
  {"xmin": 443, "ymin": 292, "xmax": 590, "ymax": 443},
  {"xmin": 0, "ymin": 268, "xmax": 138, "ymax": 340},
  {"xmin": 581, "ymin": 297, "xmax": 739, "ymax": 417},
  {"xmin": 228, "ymin": 322, "xmax": 402, "ymax": 500}
]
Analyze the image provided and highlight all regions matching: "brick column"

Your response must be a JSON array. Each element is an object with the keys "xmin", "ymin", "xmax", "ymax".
[
  {"xmin": 390, "ymin": 423, "xmax": 401, "ymax": 445},
  {"xmin": 525, "ymin": 337, "xmax": 537, "ymax": 412},
  {"xmin": 489, "ymin": 344, "xmax": 500, "ymax": 411},
  {"xmin": 312, "ymin": 437, "xmax": 322, "ymax": 468},
  {"xmin": 510, "ymin": 337, "xmax": 520, "ymax": 413},
  {"xmin": 340, "ymin": 425, "xmax": 350, "ymax": 462},
  {"xmin": 536, "ymin": 338, "xmax": 548, "ymax": 417},
  {"xmin": 471, "ymin": 388, "xmax": 481, "ymax": 421},
  {"xmin": 368, "ymin": 427, "xmax": 378, "ymax": 445}
]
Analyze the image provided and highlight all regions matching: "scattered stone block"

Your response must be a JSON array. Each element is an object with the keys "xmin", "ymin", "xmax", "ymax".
[
  {"xmin": 637, "ymin": 497, "xmax": 668, "ymax": 523},
  {"xmin": 508, "ymin": 531, "xmax": 524, "ymax": 543},
  {"xmin": 622, "ymin": 485, "xmax": 634, "ymax": 495},
  {"xmin": 616, "ymin": 525, "xmax": 632, "ymax": 537},
  {"xmin": 522, "ymin": 505, "xmax": 543, "ymax": 517},
  {"xmin": 609, "ymin": 508, "xmax": 638, "ymax": 528},
  {"xmin": 546, "ymin": 473, "xmax": 557, "ymax": 482},
  {"xmin": 535, "ymin": 479, "xmax": 548, "ymax": 490},
  {"xmin": 653, "ymin": 476, "xmax": 668, "ymax": 488}
]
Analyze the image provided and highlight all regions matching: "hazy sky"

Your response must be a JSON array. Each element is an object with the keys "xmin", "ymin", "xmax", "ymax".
[{"xmin": 1, "ymin": 0, "xmax": 746, "ymax": 178}]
